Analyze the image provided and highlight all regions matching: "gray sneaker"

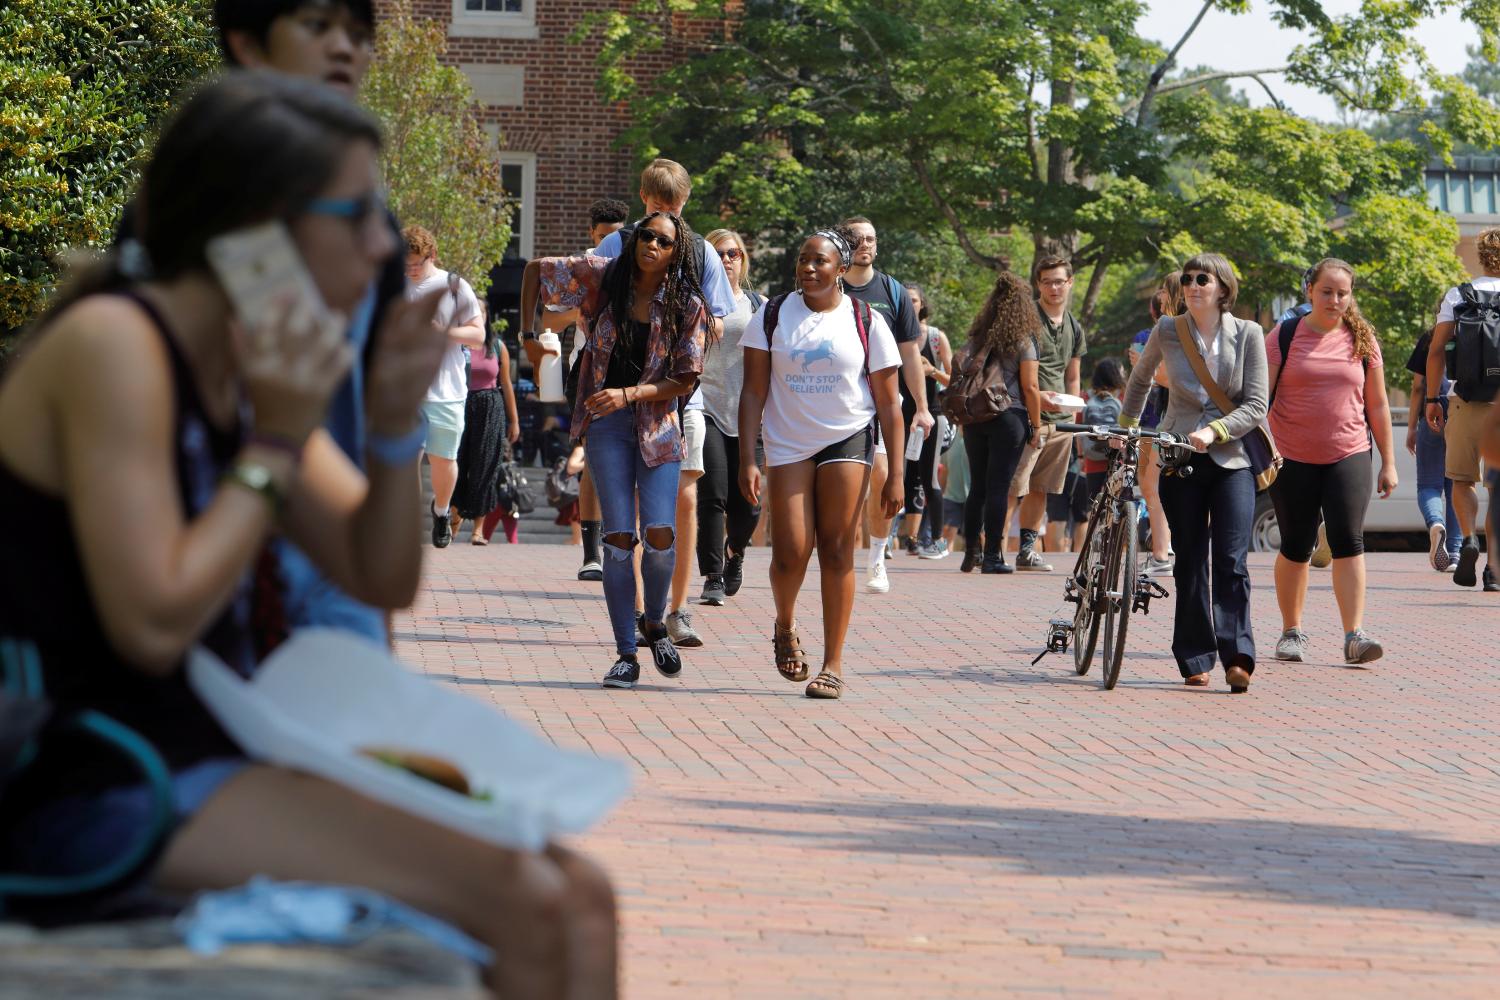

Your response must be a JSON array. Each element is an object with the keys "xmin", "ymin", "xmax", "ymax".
[
  {"xmin": 1275, "ymin": 628, "xmax": 1310, "ymax": 662},
  {"xmin": 1343, "ymin": 629, "xmax": 1384, "ymax": 665},
  {"xmin": 666, "ymin": 610, "xmax": 704, "ymax": 648},
  {"xmin": 1142, "ymin": 555, "xmax": 1174, "ymax": 575},
  {"xmin": 1014, "ymin": 548, "xmax": 1053, "ymax": 572}
]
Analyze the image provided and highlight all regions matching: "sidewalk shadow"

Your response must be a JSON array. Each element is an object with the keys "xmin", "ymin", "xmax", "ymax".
[
  {"xmin": 431, "ymin": 587, "xmax": 606, "ymax": 602},
  {"xmin": 667, "ymin": 797, "xmax": 1500, "ymax": 923}
]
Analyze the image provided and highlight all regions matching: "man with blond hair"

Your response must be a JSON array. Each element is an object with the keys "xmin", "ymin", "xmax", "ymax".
[{"xmin": 1427, "ymin": 227, "xmax": 1500, "ymax": 590}]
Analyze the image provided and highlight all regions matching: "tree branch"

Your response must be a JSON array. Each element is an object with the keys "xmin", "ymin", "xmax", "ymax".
[
  {"xmin": 1135, "ymin": 0, "xmax": 1215, "ymax": 126},
  {"xmin": 1079, "ymin": 247, "xmax": 1114, "ymax": 329},
  {"xmin": 909, "ymin": 154, "xmax": 1007, "ymax": 272},
  {"xmin": 1126, "ymin": 67, "xmax": 1289, "ymax": 116},
  {"xmin": 1024, "ymin": 69, "xmax": 1042, "ymax": 184}
]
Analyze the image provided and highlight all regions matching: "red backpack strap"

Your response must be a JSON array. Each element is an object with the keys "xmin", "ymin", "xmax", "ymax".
[{"xmin": 851, "ymin": 298, "xmax": 872, "ymax": 369}]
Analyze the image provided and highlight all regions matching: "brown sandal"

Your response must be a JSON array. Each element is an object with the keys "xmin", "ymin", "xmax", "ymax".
[
  {"xmin": 805, "ymin": 670, "xmax": 845, "ymax": 700},
  {"xmin": 1183, "ymin": 674, "xmax": 1210, "ymax": 687},
  {"xmin": 774, "ymin": 622, "xmax": 810, "ymax": 683}
]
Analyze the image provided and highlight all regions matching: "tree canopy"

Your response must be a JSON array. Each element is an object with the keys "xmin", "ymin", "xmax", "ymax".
[
  {"xmin": 0, "ymin": 0, "xmax": 218, "ymax": 333},
  {"xmin": 581, "ymin": 0, "xmax": 1500, "ymax": 366},
  {"xmin": 362, "ymin": 0, "xmax": 511, "ymax": 297}
]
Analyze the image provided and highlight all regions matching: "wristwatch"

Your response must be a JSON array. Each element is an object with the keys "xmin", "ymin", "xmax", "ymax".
[
  {"xmin": 521, "ymin": 330, "xmax": 537, "ymax": 341},
  {"xmin": 1426, "ymin": 397, "xmax": 1442, "ymax": 404},
  {"xmin": 222, "ymin": 461, "xmax": 283, "ymax": 515}
]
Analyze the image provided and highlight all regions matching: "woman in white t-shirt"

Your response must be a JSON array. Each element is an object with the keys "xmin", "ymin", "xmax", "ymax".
[{"xmin": 738, "ymin": 230, "xmax": 904, "ymax": 699}]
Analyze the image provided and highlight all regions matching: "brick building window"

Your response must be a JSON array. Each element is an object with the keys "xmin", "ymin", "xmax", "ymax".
[
  {"xmin": 450, "ymin": 0, "xmax": 537, "ymax": 39},
  {"xmin": 499, "ymin": 152, "xmax": 536, "ymax": 260}
]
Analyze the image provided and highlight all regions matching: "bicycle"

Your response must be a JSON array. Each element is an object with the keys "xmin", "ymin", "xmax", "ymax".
[{"xmin": 1041, "ymin": 423, "xmax": 1194, "ymax": 689}]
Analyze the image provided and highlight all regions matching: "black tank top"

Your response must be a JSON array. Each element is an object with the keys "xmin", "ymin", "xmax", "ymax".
[{"xmin": 0, "ymin": 293, "xmax": 255, "ymax": 808}]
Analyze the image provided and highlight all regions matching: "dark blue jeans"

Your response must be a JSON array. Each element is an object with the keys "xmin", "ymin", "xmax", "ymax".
[{"xmin": 1158, "ymin": 455, "xmax": 1257, "ymax": 678}]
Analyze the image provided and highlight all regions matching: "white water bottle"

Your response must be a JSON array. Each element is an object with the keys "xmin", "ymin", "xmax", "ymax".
[
  {"xmin": 536, "ymin": 331, "xmax": 565, "ymax": 402},
  {"xmin": 904, "ymin": 423, "xmax": 926, "ymax": 462}
]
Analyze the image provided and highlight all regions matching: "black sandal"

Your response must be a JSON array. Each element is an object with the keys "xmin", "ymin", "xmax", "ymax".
[
  {"xmin": 805, "ymin": 670, "xmax": 844, "ymax": 700},
  {"xmin": 774, "ymin": 622, "xmax": 810, "ymax": 683}
]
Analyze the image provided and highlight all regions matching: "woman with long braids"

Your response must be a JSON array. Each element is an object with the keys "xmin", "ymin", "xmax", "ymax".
[
  {"xmin": 956, "ymin": 272, "xmax": 1042, "ymax": 574},
  {"xmin": 0, "ymin": 73, "xmax": 617, "ymax": 997},
  {"xmin": 520, "ymin": 212, "xmax": 711, "ymax": 690},
  {"xmin": 738, "ymin": 230, "xmax": 904, "ymax": 700},
  {"xmin": 1266, "ymin": 258, "xmax": 1395, "ymax": 666}
]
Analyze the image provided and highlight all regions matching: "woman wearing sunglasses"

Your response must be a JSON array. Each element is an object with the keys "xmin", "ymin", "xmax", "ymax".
[
  {"xmin": 1120, "ymin": 253, "xmax": 1269, "ymax": 692},
  {"xmin": 520, "ymin": 212, "xmax": 712, "ymax": 690},
  {"xmin": 695, "ymin": 230, "xmax": 765, "ymax": 606}
]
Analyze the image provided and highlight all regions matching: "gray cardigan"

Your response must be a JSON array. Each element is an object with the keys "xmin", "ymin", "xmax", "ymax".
[{"xmin": 1122, "ymin": 313, "xmax": 1269, "ymax": 470}]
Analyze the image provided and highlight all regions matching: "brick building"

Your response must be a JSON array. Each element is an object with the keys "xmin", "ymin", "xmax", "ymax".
[{"xmin": 396, "ymin": 0, "xmax": 703, "ymax": 343}]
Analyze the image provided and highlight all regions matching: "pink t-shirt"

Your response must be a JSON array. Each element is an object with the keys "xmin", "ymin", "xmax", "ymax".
[
  {"xmin": 1265, "ymin": 319, "xmax": 1383, "ymax": 465},
  {"xmin": 467, "ymin": 349, "xmax": 500, "ymax": 391}
]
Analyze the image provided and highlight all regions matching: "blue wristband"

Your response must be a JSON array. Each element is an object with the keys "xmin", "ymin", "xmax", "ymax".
[{"xmin": 367, "ymin": 413, "xmax": 427, "ymax": 466}]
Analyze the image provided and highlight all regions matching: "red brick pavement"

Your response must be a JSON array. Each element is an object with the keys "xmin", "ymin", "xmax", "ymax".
[{"xmin": 396, "ymin": 547, "xmax": 1500, "ymax": 998}]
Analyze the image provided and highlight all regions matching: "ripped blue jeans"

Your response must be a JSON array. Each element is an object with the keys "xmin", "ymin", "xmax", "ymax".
[{"xmin": 583, "ymin": 408, "xmax": 681, "ymax": 655}]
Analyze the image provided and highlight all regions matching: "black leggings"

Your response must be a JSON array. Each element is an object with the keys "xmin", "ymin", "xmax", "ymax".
[
  {"xmin": 697, "ymin": 414, "xmax": 762, "ymax": 576},
  {"xmin": 962, "ymin": 409, "xmax": 1030, "ymax": 559},
  {"xmin": 1268, "ymin": 450, "xmax": 1372, "ymax": 563}
]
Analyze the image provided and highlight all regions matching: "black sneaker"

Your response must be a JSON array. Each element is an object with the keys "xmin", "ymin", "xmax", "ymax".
[
  {"xmin": 980, "ymin": 556, "xmax": 1013, "ymax": 574},
  {"xmin": 1485, "ymin": 565, "xmax": 1499, "ymax": 593},
  {"xmin": 1455, "ymin": 541, "xmax": 1481, "ymax": 587},
  {"xmin": 723, "ymin": 547, "xmax": 746, "ymax": 597},
  {"xmin": 635, "ymin": 611, "xmax": 648, "ymax": 645},
  {"xmin": 646, "ymin": 628, "xmax": 682, "ymax": 678},
  {"xmin": 430, "ymin": 504, "xmax": 451, "ymax": 548},
  {"xmin": 960, "ymin": 549, "xmax": 978, "ymax": 573},
  {"xmin": 700, "ymin": 575, "xmax": 726, "ymax": 606},
  {"xmin": 601, "ymin": 656, "xmax": 639, "ymax": 689},
  {"xmin": 900, "ymin": 535, "xmax": 919, "ymax": 556}
]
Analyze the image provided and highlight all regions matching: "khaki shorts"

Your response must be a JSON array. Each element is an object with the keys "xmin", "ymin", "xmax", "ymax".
[
  {"xmin": 680, "ymin": 408, "xmax": 706, "ymax": 475},
  {"xmin": 1011, "ymin": 424, "xmax": 1074, "ymax": 498},
  {"xmin": 1445, "ymin": 395, "xmax": 1491, "ymax": 483}
]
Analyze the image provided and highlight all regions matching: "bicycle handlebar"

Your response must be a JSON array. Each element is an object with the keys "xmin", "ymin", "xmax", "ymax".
[{"xmin": 1055, "ymin": 423, "xmax": 1194, "ymax": 450}]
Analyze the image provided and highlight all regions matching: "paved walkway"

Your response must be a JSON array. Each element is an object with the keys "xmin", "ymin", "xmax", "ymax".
[{"xmin": 396, "ymin": 546, "xmax": 1500, "ymax": 998}]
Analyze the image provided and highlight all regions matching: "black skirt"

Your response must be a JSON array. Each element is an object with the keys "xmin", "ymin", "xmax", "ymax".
[{"xmin": 452, "ymin": 388, "xmax": 509, "ymax": 519}]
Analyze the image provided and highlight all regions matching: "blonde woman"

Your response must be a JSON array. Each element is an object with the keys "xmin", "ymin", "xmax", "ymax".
[
  {"xmin": 695, "ymin": 229, "xmax": 765, "ymax": 606},
  {"xmin": 1266, "ymin": 258, "xmax": 1395, "ymax": 665}
]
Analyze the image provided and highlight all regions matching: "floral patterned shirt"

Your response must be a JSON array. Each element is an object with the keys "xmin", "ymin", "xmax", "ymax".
[{"xmin": 538, "ymin": 254, "xmax": 708, "ymax": 468}]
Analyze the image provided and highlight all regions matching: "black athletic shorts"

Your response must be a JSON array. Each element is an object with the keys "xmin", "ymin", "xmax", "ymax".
[{"xmin": 811, "ymin": 423, "xmax": 876, "ymax": 468}]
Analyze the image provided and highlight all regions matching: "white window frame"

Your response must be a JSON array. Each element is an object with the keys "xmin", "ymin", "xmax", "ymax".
[
  {"xmin": 450, "ymin": 0, "xmax": 538, "ymax": 39},
  {"xmin": 498, "ymin": 151, "xmax": 536, "ymax": 261}
]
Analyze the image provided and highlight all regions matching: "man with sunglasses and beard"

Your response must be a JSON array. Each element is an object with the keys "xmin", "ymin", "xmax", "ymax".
[{"xmin": 835, "ymin": 217, "xmax": 934, "ymax": 595}]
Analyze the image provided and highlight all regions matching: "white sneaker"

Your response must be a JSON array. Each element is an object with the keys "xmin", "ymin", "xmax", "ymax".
[
  {"xmin": 1429, "ymin": 523, "xmax": 1452, "ymax": 572},
  {"xmin": 865, "ymin": 562, "xmax": 890, "ymax": 593},
  {"xmin": 1143, "ymin": 555, "xmax": 1174, "ymax": 575}
]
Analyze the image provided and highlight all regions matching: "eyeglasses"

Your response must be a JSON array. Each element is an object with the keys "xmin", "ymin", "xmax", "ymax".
[
  {"xmin": 306, "ymin": 191, "xmax": 386, "ymax": 229},
  {"xmin": 637, "ymin": 229, "xmax": 676, "ymax": 250},
  {"xmin": 717, "ymin": 247, "xmax": 743, "ymax": 261},
  {"xmin": 851, "ymin": 234, "xmax": 877, "ymax": 247},
  {"xmin": 1038, "ymin": 278, "xmax": 1071, "ymax": 290},
  {"xmin": 1182, "ymin": 272, "xmax": 1214, "ymax": 287}
]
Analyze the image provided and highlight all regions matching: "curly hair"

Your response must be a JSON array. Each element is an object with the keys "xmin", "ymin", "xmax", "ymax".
[
  {"xmin": 1307, "ymin": 257, "xmax": 1378, "ymax": 364},
  {"xmin": 601, "ymin": 212, "xmax": 713, "ymax": 365},
  {"xmin": 965, "ymin": 271, "xmax": 1042, "ymax": 359},
  {"xmin": 1477, "ymin": 228, "xmax": 1500, "ymax": 275}
]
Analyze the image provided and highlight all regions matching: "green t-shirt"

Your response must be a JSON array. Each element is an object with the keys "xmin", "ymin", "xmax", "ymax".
[
  {"xmin": 1036, "ymin": 306, "xmax": 1088, "ymax": 424},
  {"xmin": 943, "ymin": 432, "xmax": 971, "ymax": 503}
]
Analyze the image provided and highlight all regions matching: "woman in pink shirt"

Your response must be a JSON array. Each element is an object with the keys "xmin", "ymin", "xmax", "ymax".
[{"xmin": 1266, "ymin": 258, "xmax": 1397, "ymax": 666}]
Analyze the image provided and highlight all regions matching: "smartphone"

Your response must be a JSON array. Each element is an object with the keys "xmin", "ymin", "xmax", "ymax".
[{"xmin": 206, "ymin": 221, "xmax": 338, "ymax": 337}]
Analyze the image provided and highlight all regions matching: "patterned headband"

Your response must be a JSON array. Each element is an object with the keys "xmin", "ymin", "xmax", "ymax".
[{"xmin": 808, "ymin": 229, "xmax": 853, "ymax": 267}]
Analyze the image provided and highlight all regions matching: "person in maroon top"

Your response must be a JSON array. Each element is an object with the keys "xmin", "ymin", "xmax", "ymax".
[
  {"xmin": 451, "ymin": 300, "xmax": 521, "ymax": 545},
  {"xmin": 0, "ymin": 74, "xmax": 617, "ymax": 997}
]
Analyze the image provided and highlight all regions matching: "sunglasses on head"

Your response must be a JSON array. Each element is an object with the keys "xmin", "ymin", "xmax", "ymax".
[
  {"xmin": 636, "ymin": 229, "xmax": 676, "ymax": 250},
  {"xmin": 1182, "ymin": 272, "xmax": 1214, "ymax": 287},
  {"xmin": 717, "ymin": 247, "xmax": 742, "ymax": 261}
]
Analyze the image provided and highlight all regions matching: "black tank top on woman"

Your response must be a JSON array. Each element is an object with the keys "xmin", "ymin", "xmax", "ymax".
[{"xmin": 0, "ymin": 293, "xmax": 256, "ymax": 810}]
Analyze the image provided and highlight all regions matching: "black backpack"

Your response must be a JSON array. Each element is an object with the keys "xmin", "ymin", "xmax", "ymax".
[{"xmin": 1448, "ymin": 282, "xmax": 1500, "ymax": 403}]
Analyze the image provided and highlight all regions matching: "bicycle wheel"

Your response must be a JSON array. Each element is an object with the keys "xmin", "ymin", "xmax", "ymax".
[
  {"xmin": 1100, "ymin": 502, "xmax": 1138, "ymax": 690},
  {"xmin": 1073, "ymin": 521, "xmax": 1107, "ymax": 675}
]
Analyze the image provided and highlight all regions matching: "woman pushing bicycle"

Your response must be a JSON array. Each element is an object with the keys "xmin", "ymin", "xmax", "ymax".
[{"xmin": 1119, "ymin": 254, "xmax": 1269, "ymax": 693}]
